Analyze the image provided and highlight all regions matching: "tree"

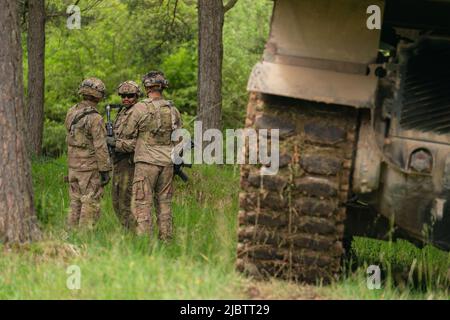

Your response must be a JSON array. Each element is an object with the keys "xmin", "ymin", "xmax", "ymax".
[
  {"xmin": 197, "ymin": 0, "xmax": 238, "ymax": 132},
  {"xmin": 27, "ymin": 0, "xmax": 46, "ymax": 156},
  {"xmin": 0, "ymin": 0, "xmax": 41, "ymax": 243}
]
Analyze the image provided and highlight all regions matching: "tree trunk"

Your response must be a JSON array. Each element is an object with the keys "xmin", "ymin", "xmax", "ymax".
[
  {"xmin": 0, "ymin": 0, "xmax": 41, "ymax": 243},
  {"xmin": 197, "ymin": 0, "xmax": 225, "ymax": 132},
  {"xmin": 27, "ymin": 0, "xmax": 46, "ymax": 156}
]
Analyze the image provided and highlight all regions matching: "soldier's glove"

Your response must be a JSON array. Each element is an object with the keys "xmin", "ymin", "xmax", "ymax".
[
  {"xmin": 100, "ymin": 171, "xmax": 111, "ymax": 186},
  {"xmin": 106, "ymin": 136, "xmax": 116, "ymax": 147}
]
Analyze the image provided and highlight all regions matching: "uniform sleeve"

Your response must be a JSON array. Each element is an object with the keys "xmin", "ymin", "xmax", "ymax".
[
  {"xmin": 116, "ymin": 105, "xmax": 150, "ymax": 152},
  {"xmin": 115, "ymin": 107, "xmax": 141, "ymax": 153},
  {"xmin": 114, "ymin": 121, "xmax": 138, "ymax": 153},
  {"xmin": 89, "ymin": 114, "xmax": 112, "ymax": 172},
  {"xmin": 175, "ymin": 107, "xmax": 183, "ymax": 129},
  {"xmin": 64, "ymin": 109, "xmax": 72, "ymax": 132},
  {"xmin": 115, "ymin": 138, "xmax": 136, "ymax": 153},
  {"xmin": 137, "ymin": 107, "xmax": 152, "ymax": 133}
]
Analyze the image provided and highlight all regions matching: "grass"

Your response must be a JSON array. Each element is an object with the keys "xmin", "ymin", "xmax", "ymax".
[
  {"xmin": 351, "ymin": 237, "xmax": 449, "ymax": 290},
  {"xmin": 0, "ymin": 156, "xmax": 448, "ymax": 299}
]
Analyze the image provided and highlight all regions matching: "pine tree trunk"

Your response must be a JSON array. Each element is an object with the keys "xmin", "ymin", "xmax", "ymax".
[
  {"xmin": 197, "ymin": 0, "xmax": 224, "ymax": 132},
  {"xmin": 27, "ymin": 0, "xmax": 46, "ymax": 156},
  {"xmin": 0, "ymin": 0, "xmax": 41, "ymax": 243}
]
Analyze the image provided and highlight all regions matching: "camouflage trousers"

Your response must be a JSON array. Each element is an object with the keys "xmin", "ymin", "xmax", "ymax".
[
  {"xmin": 68, "ymin": 169, "xmax": 103, "ymax": 229},
  {"xmin": 131, "ymin": 162, "xmax": 174, "ymax": 241},
  {"xmin": 112, "ymin": 156, "xmax": 135, "ymax": 229}
]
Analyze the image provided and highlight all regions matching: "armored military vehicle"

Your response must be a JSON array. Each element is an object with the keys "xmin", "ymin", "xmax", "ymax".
[{"xmin": 237, "ymin": 0, "xmax": 450, "ymax": 282}]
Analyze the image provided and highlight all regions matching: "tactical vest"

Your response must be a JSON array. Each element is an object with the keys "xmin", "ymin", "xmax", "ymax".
[
  {"xmin": 143, "ymin": 99, "xmax": 179, "ymax": 146},
  {"xmin": 66, "ymin": 103, "xmax": 98, "ymax": 149}
]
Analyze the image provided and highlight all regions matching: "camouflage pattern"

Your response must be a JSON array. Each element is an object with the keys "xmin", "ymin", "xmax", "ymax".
[
  {"xmin": 142, "ymin": 71, "xmax": 169, "ymax": 89},
  {"xmin": 131, "ymin": 162, "xmax": 174, "ymax": 240},
  {"xmin": 65, "ymin": 100, "xmax": 111, "ymax": 172},
  {"xmin": 117, "ymin": 80, "xmax": 141, "ymax": 96},
  {"xmin": 111, "ymin": 101, "xmax": 148, "ymax": 228},
  {"xmin": 132, "ymin": 96, "xmax": 182, "ymax": 240},
  {"xmin": 113, "ymin": 102, "xmax": 149, "ymax": 154},
  {"xmin": 134, "ymin": 98, "xmax": 182, "ymax": 166},
  {"xmin": 65, "ymin": 99, "xmax": 111, "ymax": 228},
  {"xmin": 67, "ymin": 169, "xmax": 103, "ymax": 229},
  {"xmin": 78, "ymin": 77, "xmax": 106, "ymax": 99}
]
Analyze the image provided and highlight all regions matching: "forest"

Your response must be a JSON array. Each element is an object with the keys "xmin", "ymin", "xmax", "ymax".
[{"xmin": 0, "ymin": 0, "xmax": 449, "ymax": 300}]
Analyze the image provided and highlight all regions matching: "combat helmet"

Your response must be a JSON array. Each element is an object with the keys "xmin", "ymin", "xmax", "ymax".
[
  {"xmin": 78, "ymin": 77, "xmax": 106, "ymax": 99},
  {"xmin": 117, "ymin": 80, "xmax": 141, "ymax": 96},
  {"xmin": 142, "ymin": 71, "xmax": 169, "ymax": 90}
]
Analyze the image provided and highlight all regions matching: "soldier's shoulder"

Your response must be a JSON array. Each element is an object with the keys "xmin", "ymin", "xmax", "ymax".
[
  {"xmin": 66, "ymin": 103, "xmax": 79, "ymax": 115},
  {"xmin": 133, "ymin": 101, "xmax": 152, "ymax": 112},
  {"xmin": 168, "ymin": 100, "xmax": 181, "ymax": 114},
  {"xmin": 85, "ymin": 109, "xmax": 103, "ymax": 126},
  {"xmin": 165, "ymin": 99, "xmax": 179, "ymax": 110},
  {"xmin": 139, "ymin": 98, "xmax": 153, "ymax": 105},
  {"xmin": 88, "ymin": 110, "xmax": 103, "ymax": 121}
]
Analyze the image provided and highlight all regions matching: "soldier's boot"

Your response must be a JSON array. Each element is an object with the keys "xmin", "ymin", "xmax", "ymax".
[
  {"xmin": 79, "ymin": 196, "xmax": 101, "ymax": 229},
  {"xmin": 117, "ymin": 208, "xmax": 135, "ymax": 230},
  {"xmin": 68, "ymin": 200, "xmax": 82, "ymax": 228},
  {"xmin": 68, "ymin": 178, "xmax": 82, "ymax": 228},
  {"xmin": 135, "ymin": 215, "xmax": 152, "ymax": 236},
  {"xmin": 123, "ymin": 208, "xmax": 136, "ymax": 230},
  {"xmin": 156, "ymin": 197, "xmax": 173, "ymax": 241}
]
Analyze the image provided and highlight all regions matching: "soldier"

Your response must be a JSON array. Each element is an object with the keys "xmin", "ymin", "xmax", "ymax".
[
  {"xmin": 65, "ymin": 77, "xmax": 112, "ymax": 229},
  {"xmin": 131, "ymin": 71, "xmax": 182, "ymax": 241},
  {"xmin": 106, "ymin": 81, "xmax": 148, "ymax": 229}
]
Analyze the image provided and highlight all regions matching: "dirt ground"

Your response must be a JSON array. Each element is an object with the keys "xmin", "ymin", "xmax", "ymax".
[{"xmin": 243, "ymin": 279, "xmax": 326, "ymax": 300}]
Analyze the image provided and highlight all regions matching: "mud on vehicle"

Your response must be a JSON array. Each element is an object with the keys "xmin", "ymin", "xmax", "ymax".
[{"xmin": 237, "ymin": 0, "xmax": 450, "ymax": 282}]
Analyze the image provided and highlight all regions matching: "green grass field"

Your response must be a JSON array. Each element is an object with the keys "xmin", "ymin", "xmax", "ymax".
[{"xmin": 0, "ymin": 156, "xmax": 448, "ymax": 299}]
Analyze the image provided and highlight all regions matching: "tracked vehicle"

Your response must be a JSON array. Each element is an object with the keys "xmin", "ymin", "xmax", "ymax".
[{"xmin": 237, "ymin": 0, "xmax": 450, "ymax": 282}]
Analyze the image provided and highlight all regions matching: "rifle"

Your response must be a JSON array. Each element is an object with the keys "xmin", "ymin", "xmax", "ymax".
[
  {"xmin": 105, "ymin": 104, "xmax": 122, "ymax": 157},
  {"xmin": 173, "ymin": 141, "xmax": 194, "ymax": 182}
]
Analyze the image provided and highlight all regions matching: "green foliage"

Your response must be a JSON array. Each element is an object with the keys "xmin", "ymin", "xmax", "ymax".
[
  {"xmin": 42, "ymin": 120, "xmax": 67, "ymax": 157},
  {"xmin": 0, "ymin": 156, "xmax": 242, "ymax": 299},
  {"xmin": 0, "ymin": 157, "xmax": 448, "ymax": 299},
  {"xmin": 14, "ymin": 1, "xmax": 449, "ymax": 300},
  {"xmin": 162, "ymin": 44, "xmax": 198, "ymax": 115},
  {"xmin": 32, "ymin": 156, "xmax": 68, "ymax": 223},
  {"xmin": 222, "ymin": 0, "xmax": 272, "ymax": 128},
  {"xmin": 352, "ymin": 237, "xmax": 450, "ymax": 291},
  {"xmin": 32, "ymin": 0, "xmax": 272, "ymax": 156}
]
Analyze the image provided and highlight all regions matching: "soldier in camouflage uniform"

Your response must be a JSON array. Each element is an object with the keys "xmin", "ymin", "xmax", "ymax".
[
  {"xmin": 65, "ymin": 77, "xmax": 112, "ymax": 229},
  {"xmin": 131, "ymin": 71, "xmax": 182, "ymax": 241},
  {"xmin": 106, "ymin": 81, "xmax": 148, "ymax": 229}
]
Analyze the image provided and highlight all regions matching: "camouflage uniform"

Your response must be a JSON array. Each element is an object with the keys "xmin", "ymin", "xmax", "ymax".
[
  {"xmin": 65, "ymin": 78, "xmax": 111, "ymax": 229},
  {"xmin": 111, "ymin": 81, "xmax": 148, "ymax": 229},
  {"xmin": 131, "ymin": 72, "xmax": 182, "ymax": 240}
]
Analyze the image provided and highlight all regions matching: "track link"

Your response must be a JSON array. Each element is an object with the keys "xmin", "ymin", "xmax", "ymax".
[{"xmin": 237, "ymin": 93, "xmax": 358, "ymax": 283}]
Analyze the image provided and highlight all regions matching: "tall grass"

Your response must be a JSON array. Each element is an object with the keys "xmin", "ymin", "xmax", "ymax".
[
  {"xmin": 0, "ymin": 156, "xmax": 243, "ymax": 299},
  {"xmin": 350, "ymin": 237, "xmax": 449, "ymax": 293},
  {"xmin": 0, "ymin": 156, "xmax": 448, "ymax": 299}
]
